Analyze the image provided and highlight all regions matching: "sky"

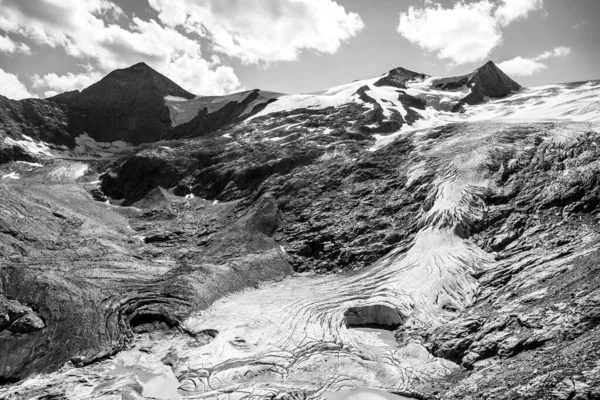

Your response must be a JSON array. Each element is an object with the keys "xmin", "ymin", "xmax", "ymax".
[{"xmin": 0, "ymin": 0, "xmax": 598, "ymax": 100}]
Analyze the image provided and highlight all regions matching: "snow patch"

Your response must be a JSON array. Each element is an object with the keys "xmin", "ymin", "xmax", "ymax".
[
  {"xmin": 71, "ymin": 134, "xmax": 134, "ymax": 157},
  {"xmin": 4, "ymin": 135, "xmax": 55, "ymax": 157},
  {"xmin": 2, "ymin": 172, "xmax": 19, "ymax": 180},
  {"xmin": 16, "ymin": 161, "xmax": 44, "ymax": 168}
]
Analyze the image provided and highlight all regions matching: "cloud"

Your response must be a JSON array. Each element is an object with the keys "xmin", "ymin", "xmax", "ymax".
[
  {"xmin": 0, "ymin": 0, "xmax": 240, "ymax": 95},
  {"xmin": 397, "ymin": 0, "xmax": 545, "ymax": 65},
  {"xmin": 573, "ymin": 20, "xmax": 587, "ymax": 30},
  {"xmin": 498, "ymin": 46, "xmax": 571, "ymax": 77},
  {"xmin": 497, "ymin": 57, "xmax": 547, "ymax": 77},
  {"xmin": 148, "ymin": 0, "xmax": 365, "ymax": 64},
  {"xmin": 495, "ymin": 0, "xmax": 543, "ymax": 26},
  {"xmin": 536, "ymin": 46, "xmax": 571, "ymax": 60},
  {"xmin": 31, "ymin": 69, "xmax": 103, "ymax": 96},
  {"xmin": 397, "ymin": 1, "xmax": 501, "ymax": 65},
  {"xmin": 0, "ymin": 34, "xmax": 31, "ymax": 55},
  {"xmin": 0, "ymin": 67, "xmax": 34, "ymax": 99}
]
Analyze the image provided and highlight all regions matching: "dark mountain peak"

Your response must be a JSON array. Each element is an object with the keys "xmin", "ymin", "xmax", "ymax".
[
  {"xmin": 374, "ymin": 66, "xmax": 429, "ymax": 89},
  {"xmin": 469, "ymin": 60, "xmax": 521, "ymax": 94},
  {"xmin": 128, "ymin": 61, "xmax": 152, "ymax": 70},
  {"xmin": 480, "ymin": 60, "xmax": 499, "ymax": 69},
  {"xmin": 50, "ymin": 62, "xmax": 196, "ymax": 145},
  {"xmin": 96, "ymin": 62, "xmax": 195, "ymax": 99},
  {"xmin": 457, "ymin": 60, "xmax": 521, "ymax": 109},
  {"xmin": 432, "ymin": 60, "xmax": 521, "ymax": 112}
]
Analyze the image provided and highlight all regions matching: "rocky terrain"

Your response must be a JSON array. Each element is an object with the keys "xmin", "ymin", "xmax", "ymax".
[{"xmin": 1, "ymin": 61, "xmax": 600, "ymax": 400}]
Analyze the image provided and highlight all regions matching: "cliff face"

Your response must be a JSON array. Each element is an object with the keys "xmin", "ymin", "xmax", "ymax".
[
  {"xmin": 0, "ymin": 95, "xmax": 72, "ymax": 162},
  {"xmin": 433, "ymin": 61, "xmax": 522, "ymax": 111},
  {"xmin": 50, "ymin": 63, "xmax": 196, "ymax": 145}
]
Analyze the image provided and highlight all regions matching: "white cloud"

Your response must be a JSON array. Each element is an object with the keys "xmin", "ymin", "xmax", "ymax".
[
  {"xmin": 498, "ymin": 46, "xmax": 571, "ymax": 77},
  {"xmin": 0, "ymin": 0, "xmax": 240, "ymax": 95},
  {"xmin": 495, "ymin": 0, "xmax": 543, "ymax": 26},
  {"xmin": 397, "ymin": 0, "xmax": 545, "ymax": 65},
  {"xmin": 0, "ymin": 67, "xmax": 34, "ymax": 100},
  {"xmin": 31, "ymin": 69, "xmax": 103, "ymax": 96},
  {"xmin": 497, "ymin": 57, "xmax": 546, "ymax": 77},
  {"xmin": 148, "ymin": 0, "xmax": 365, "ymax": 64},
  {"xmin": 0, "ymin": 34, "xmax": 31, "ymax": 55},
  {"xmin": 536, "ymin": 46, "xmax": 571, "ymax": 60},
  {"xmin": 397, "ymin": 1, "xmax": 501, "ymax": 65}
]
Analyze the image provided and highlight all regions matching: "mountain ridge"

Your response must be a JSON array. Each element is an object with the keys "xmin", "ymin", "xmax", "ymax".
[
  {"xmin": 1, "ymin": 59, "xmax": 600, "ymax": 400},
  {"xmin": 1, "ymin": 60, "xmax": 521, "ymax": 153}
]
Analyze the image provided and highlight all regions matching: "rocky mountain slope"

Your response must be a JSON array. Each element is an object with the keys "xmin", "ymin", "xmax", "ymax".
[{"xmin": 1, "ymin": 62, "xmax": 600, "ymax": 400}]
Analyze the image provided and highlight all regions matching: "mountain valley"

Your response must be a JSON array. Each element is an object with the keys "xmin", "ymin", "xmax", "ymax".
[{"xmin": 1, "ymin": 61, "xmax": 600, "ymax": 400}]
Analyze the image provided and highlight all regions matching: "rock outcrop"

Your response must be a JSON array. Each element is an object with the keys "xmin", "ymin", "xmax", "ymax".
[
  {"xmin": 50, "ymin": 62, "xmax": 196, "ymax": 145},
  {"xmin": 433, "ymin": 61, "xmax": 521, "ymax": 112},
  {"xmin": 374, "ymin": 66, "xmax": 429, "ymax": 89},
  {"xmin": 0, "ymin": 95, "xmax": 72, "ymax": 146}
]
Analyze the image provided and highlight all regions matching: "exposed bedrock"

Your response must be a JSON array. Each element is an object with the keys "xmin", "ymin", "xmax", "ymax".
[
  {"xmin": 374, "ymin": 67, "xmax": 430, "ymax": 89},
  {"xmin": 0, "ymin": 95, "xmax": 73, "ymax": 152},
  {"xmin": 50, "ymin": 62, "xmax": 195, "ymax": 145},
  {"xmin": 0, "ymin": 177, "xmax": 291, "ymax": 382},
  {"xmin": 344, "ymin": 304, "xmax": 405, "ymax": 329},
  {"xmin": 433, "ymin": 61, "xmax": 521, "ymax": 112},
  {"xmin": 3, "ymin": 120, "xmax": 600, "ymax": 399},
  {"xmin": 100, "ymin": 137, "xmax": 325, "ymax": 206}
]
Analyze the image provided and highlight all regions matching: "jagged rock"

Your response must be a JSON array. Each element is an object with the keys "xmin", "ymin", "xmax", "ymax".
[
  {"xmin": 374, "ymin": 67, "xmax": 429, "ymax": 89},
  {"xmin": 433, "ymin": 61, "xmax": 521, "ymax": 112},
  {"xmin": 7, "ymin": 314, "xmax": 45, "ymax": 334},
  {"xmin": 0, "ymin": 144, "xmax": 35, "ymax": 165},
  {"xmin": 552, "ymin": 378, "xmax": 591, "ymax": 400},
  {"xmin": 51, "ymin": 62, "xmax": 195, "ymax": 145},
  {"xmin": 579, "ymin": 291, "xmax": 600, "ymax": 322},
  {"xmin": 0, "ymin": 95, "xmax": 72, "ymax": 154}
]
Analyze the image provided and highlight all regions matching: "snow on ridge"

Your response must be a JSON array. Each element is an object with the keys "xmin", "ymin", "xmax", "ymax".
[
  {"xmin": 4, "ymin": 135, "xmax": 56, "ymax": 157},
  {"xmin": 3, "ymin": 133, "xmax": 136, "ymax": 160},
  {"xmin": 1, "ymin": 172, "xmax": 19, "ymax": 180},
  {"xmin": 165, "ymin": 90, "xmax": 284, "ymax": 128},
  {"xmin": 164, "ymin": 95, "xmax": 188, "ymax": 102}
]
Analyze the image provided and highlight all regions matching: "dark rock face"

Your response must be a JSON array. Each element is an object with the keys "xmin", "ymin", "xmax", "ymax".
[
  {"xmin": 0, "ymin": 145, "xmax": 34, "ymax": 165},
  {"xmin": 354, "ymin": 85, "xmax": 408, "ymax": 133},
  {"xmin": 344, "ymin": 304, "xmax": 404, "ymax": 329},
  {"xmin": 50, "ymin": 62, "xmax": 195, "ymax": 145},
  {"xmin": 434, "ymin": 61, "xmax": 521, "ymax": 111},
  {"xmin": 374, "ymin": 67, "xmax": 429, "ymax": 89},
  {"xmin": 0, "ymin": 95, "xmax": 72, "ymax": 150},
  {"xmin": 0, "ymin": 298, "xmax": 45, "ymax": 334}
]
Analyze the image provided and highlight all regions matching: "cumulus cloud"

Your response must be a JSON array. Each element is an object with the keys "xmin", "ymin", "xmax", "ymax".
[
  {"xmin": 0, "ymin": 67, "xmax": 34, "ymax": 99},
  {"xmin": 31, "ymin": 69, "xmax": 103, "ymax": 96},
  {"xmin": 497, "ymin": 57, "xmax": 547, "ymax": 77},
  {"xmin": 536, "ymin": 46, "xmax": 571, "ymax": 60},
  {"xmin": 397, "ymin": 0, "xmax": 545, "ymax": 65},
  {"xmin": 0, "ymin": 34, "xmax": 31, "ymax": 55},
  {"xmin": 148, "ymin": 0, "xmax": 365, "ymax": 64},
  {"xmin": 495, "ymin": 0, "xmax": 543, "ymax": 26},
  {"xmin": 498, "ymin": 46, "xmax": 571, "ymax": 77},
  {"xmin": 397, "ymin": 1, "xmax": 501, "ymax": 65},
  {"xmin": 0, "ymin": 0, "xmax": 240, "ymax": 95}
]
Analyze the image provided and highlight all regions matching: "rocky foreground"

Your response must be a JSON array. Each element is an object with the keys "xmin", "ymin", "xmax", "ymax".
[{"xmin": 1, "ymin": 62, "xmax": 600, "ymax": 400}]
